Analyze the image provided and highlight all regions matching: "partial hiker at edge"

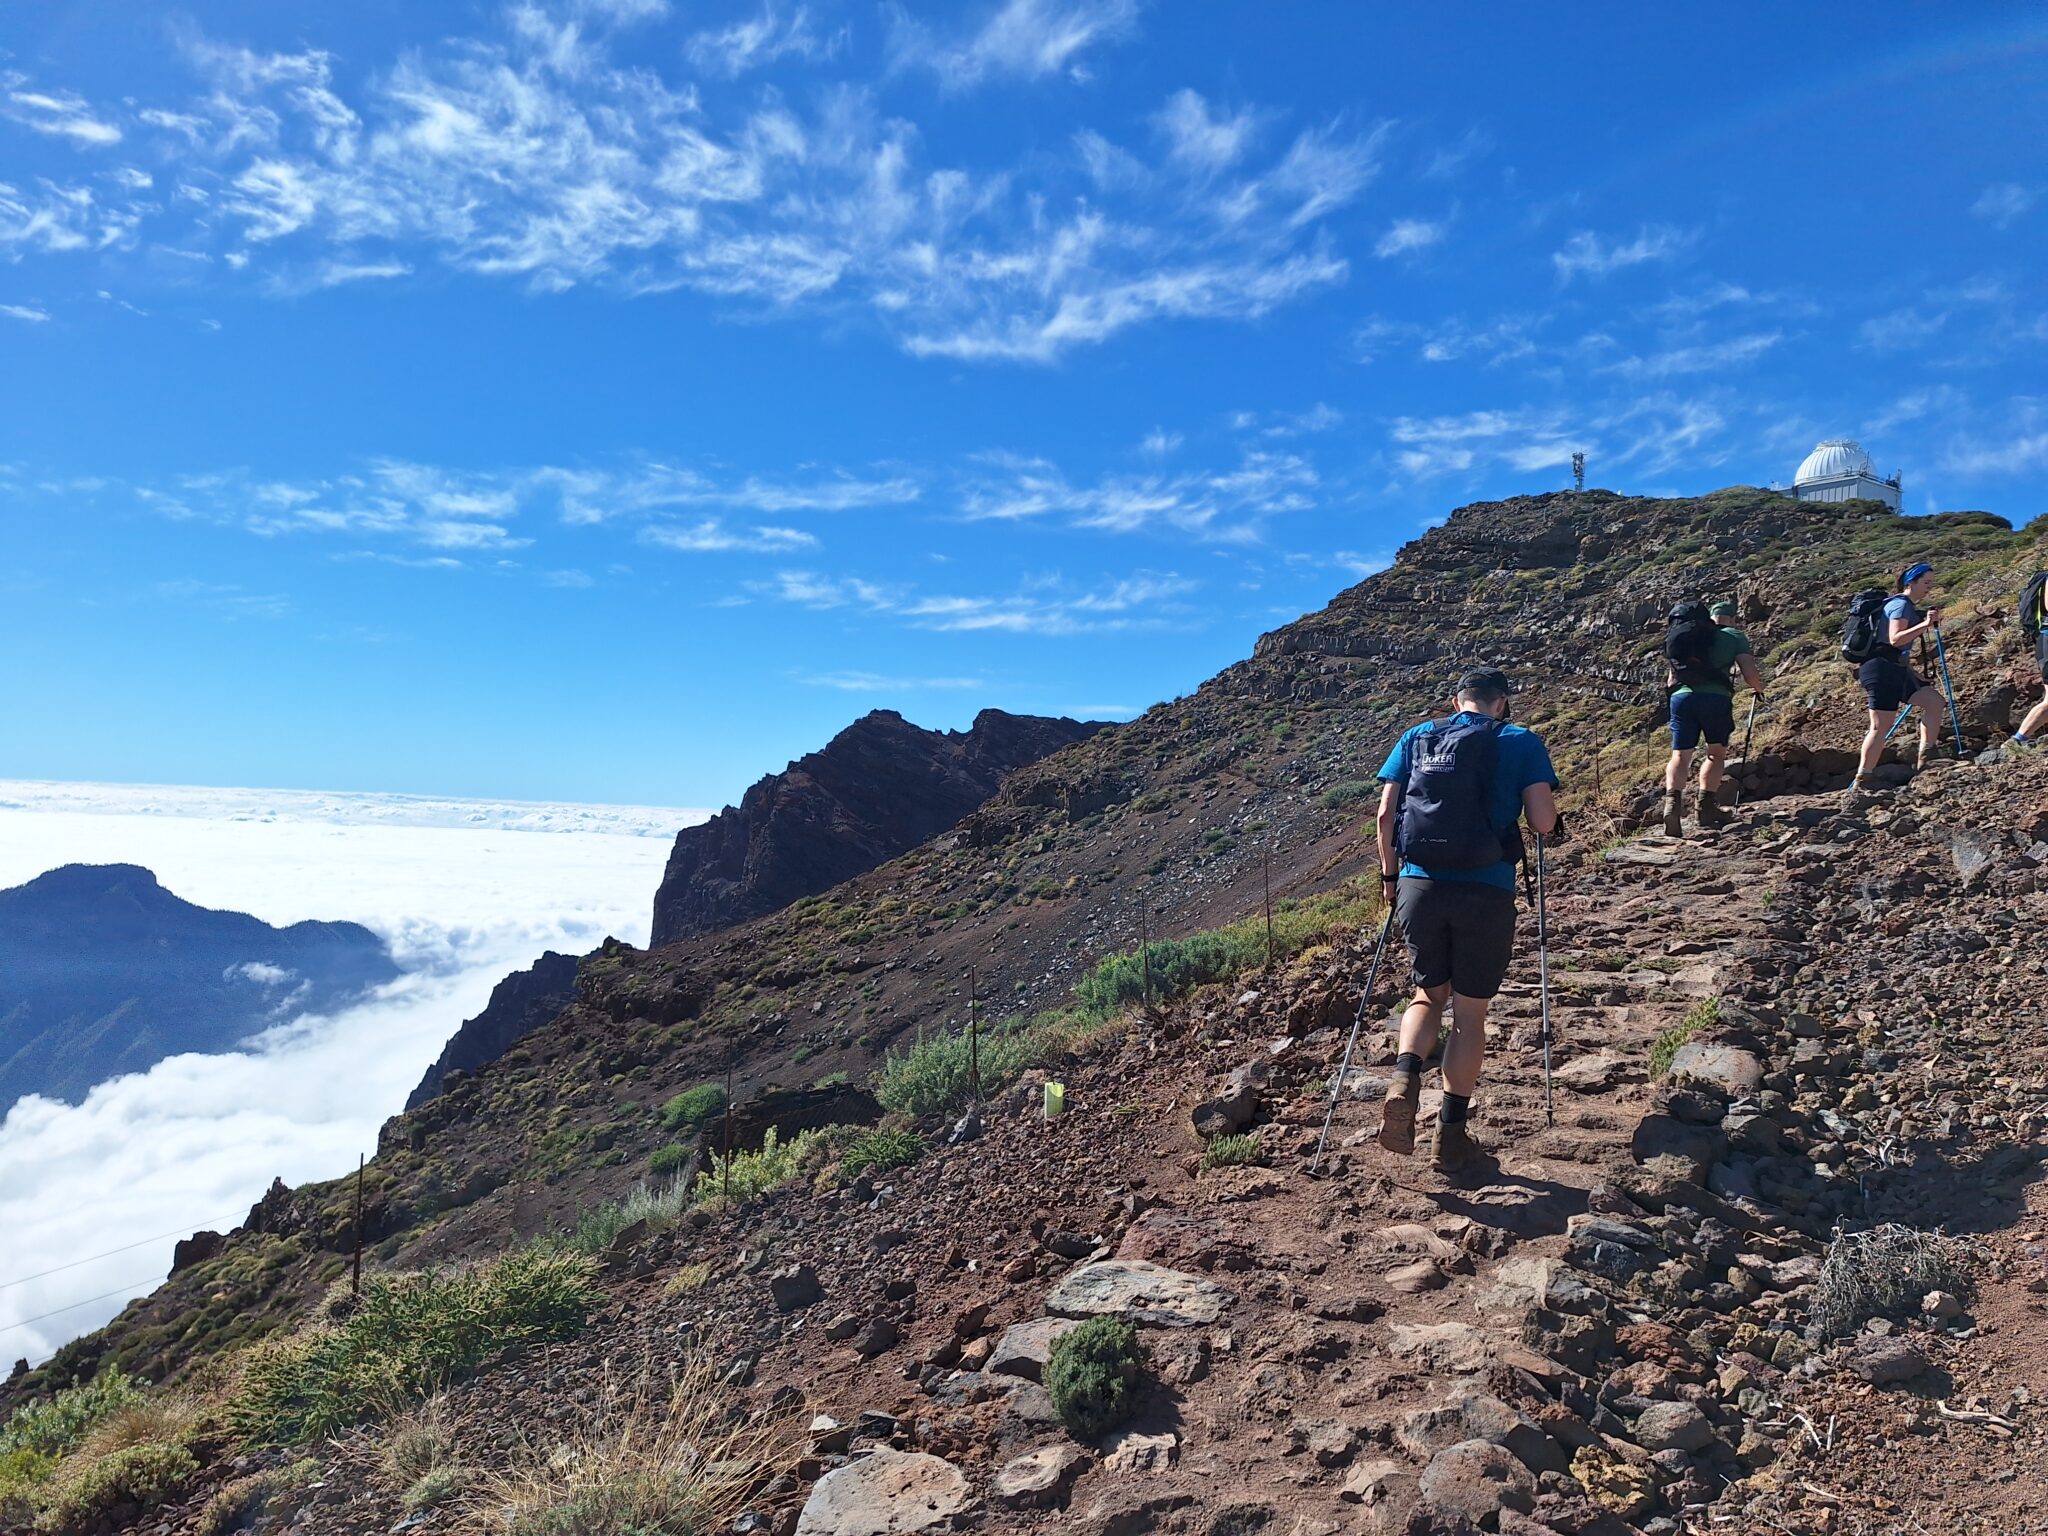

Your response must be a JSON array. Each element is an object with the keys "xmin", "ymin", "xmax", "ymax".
[
  {"xmin": 2012, "ymin": 569, "xmax": 2048, "ymax": 751},
  {"xmin": 1660, "ymin": 596, "xmax": 1766, "ymax": 836},
  {"xmin": 1371, "ymin": 668, "xmax": 1560, "ymax": 1175}
]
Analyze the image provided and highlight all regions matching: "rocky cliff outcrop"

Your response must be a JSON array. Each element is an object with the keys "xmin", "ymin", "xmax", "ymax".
[
  {"xmin": 405, "ymin": 950, "xmax": 583, "ymax": 1110},
  {"xmin": 649, "ymin": 708, "xmax": 1105, "ymax": 947}
]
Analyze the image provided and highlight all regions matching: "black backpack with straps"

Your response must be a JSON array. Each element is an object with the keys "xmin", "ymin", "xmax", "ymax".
[
  {"xmin": 1663, "ymin": 600, "xmax": 1719, "ymax": 689},
  {"xmin": 1840, "ymin": 589, "xmax": 1891, "ymax": 665},
  {"xmin": 2022, "ymin": 571, "xmax": 2048, "ymax": 670},
  {"xmin": 1395, "ymin": 716, "xmax": 1515, "ymax": 871}
]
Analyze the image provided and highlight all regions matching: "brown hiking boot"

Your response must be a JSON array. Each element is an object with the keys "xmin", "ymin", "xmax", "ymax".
[
  {"xmin": 1697, "ymin": 793, "xmax": 1729, "ymax": 828},
  {"xmin": 1378, "ymin": 1072, "xmax": 1419, "ymax": 1155},
  {"xmin": 1430, "ymin": 1117, "xmax": 1480, "ymax": 1173},
  {"xmin": 1660, "ymin": 793, "xmax": 1684, "ymax": 837}
]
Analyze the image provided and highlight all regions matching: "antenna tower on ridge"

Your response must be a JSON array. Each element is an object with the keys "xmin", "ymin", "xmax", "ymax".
[{"xmin": 1571, "ymin": 452, "xmax": 1586, "ymax": 493}]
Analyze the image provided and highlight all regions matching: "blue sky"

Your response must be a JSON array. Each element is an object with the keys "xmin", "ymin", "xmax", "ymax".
[{"xmin": 2, "ymin": 1, "xmax": 2044, "ymax": 806}]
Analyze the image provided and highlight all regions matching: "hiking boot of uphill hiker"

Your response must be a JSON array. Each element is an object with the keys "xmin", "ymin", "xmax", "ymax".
[
  {"xmin": 1430, "ymin": 1117, "xmax": 1480, "ymax": 1173},
  {"xmin": 1842, "ymin": 775, "xmax": 1882, "ymax": 804},
  {"xmin": 1378, "ymin": 1073, "xmax": 1419, "ymax": 1155},
  {"xmin": 1696, "ymin": 793, "xmax": 1730, "ymax": 829},
  {"xmin": 1661, "ymin": 793, "xmax": 1685, "ymax": 837}
]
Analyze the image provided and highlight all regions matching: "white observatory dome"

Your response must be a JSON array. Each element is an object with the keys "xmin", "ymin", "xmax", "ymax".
[{"xmin": 1794, "ymin": 439, "xmax": 1876, "ymax": 486}]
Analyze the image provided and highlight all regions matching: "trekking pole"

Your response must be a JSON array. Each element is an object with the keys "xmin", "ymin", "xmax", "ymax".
[
  {"xmin": 1732, "ymin": 694, "xmax": 1758, "ymax": 807},
  {"xmin": 1310, "ymin": 907, "xmax": 1397, "ymax": 1172},
  {"xmin": 1932, "ymin": 625, "xmax": 1964, "ymax": 758},
  {"xmin": 1535, "ymin": 833, "xmax": 1555, "ymax": 1129},
  {"xmin": 1881, "ymin": 703, "xmax": 1913, "ymax": 746}
]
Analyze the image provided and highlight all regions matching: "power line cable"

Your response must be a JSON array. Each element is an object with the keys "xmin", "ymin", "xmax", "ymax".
[
  {"xmin": 0, "ymin": 1277, "xmax": 160, "ymax": 1336},
  {"xmin": 0, "ymin": 1215, "xmax": 241, "ymax": 1292}
]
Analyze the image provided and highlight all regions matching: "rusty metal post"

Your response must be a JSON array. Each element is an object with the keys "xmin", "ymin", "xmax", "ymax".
[
  {"xmin": 722, "ymin": 1065, "xmax": 734, "ymax": 1200},
  {"xmin": 967, "ymin": 967, "xmax": 980, "ymax": 1101},
  {"xmin": 1263, "ymin": 846, "xmax": 1275, "ymax": 971},
  {"xmin": 350, "ymin": 1153, "xmax": 365, "ymax": 1298}
]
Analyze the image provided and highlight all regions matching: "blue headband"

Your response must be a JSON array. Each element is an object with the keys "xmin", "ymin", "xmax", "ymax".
[{"xmin": 1900, "ymin": 562, "xmax": 1933, "ymax": 587}]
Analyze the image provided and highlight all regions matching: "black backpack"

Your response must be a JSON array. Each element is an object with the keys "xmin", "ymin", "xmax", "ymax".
[
  {"xmin": 1663, "ymin": 600, "xmax": 1719, "ymax": 689},
  {"xmin": 1840, "ymin": 589, "xmax": 1890, "ymax": 665},
  {"xmin": 2020, "ymin": 572, "xmax": 2048, "ymax": 639},
  {"xmin": 1395, "ymin": 717, "xmax": 1514, "ymax": 870}
]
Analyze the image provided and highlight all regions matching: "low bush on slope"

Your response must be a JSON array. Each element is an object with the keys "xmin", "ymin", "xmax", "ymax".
[
  {"xmin": 0, "ymin": 1369, "xmax": 224, "ymax": 1534},
  {"xmin": 231, "ymin": 1244, "xmax": 598, "ymax": 1445}
]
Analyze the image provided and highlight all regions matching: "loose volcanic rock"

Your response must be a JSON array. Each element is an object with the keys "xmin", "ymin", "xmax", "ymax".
[
  {"xmin": 1416, "ymin": 1438, "xmax": 1536, "ymax": 1526},
  {"xmin": 1044, "ymin": 1260, "xmax": 1232, "ymax": 1327},
  {"xmin": 770, "ymin": 1263, "xmax": 825, "ymax": 1313},
  {"xmin": 991, "ymin": 1445, "xmax": 1089, "ymax": 1509},
  {"xmin": 1847, "ymin": 1334, "xmax": 1929, "ymax": 1385},
  {"xmin": 986, "ymin": 1318, "xmax": 1080, "ymax": 1382},
  {"xmin": 1631, "ymin": 1400, "xmax": 1714, "ymax": 1454},
  {"xmin": 794, "ymin": 1450, "xmax": 970, "ymax": 1536}
]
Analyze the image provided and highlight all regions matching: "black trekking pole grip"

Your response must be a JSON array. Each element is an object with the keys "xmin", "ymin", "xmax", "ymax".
[{"xmin": 1310, "ymin": 906, "xmax": 1397, "ymax": 1171}]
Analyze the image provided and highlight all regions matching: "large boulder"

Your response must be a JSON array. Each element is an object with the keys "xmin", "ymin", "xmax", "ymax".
[
  {"xmin": 1045, "ymin": 1260, "xmax": 1232, "ymax": 1327},
  {"xmin": 1416, "ymin": 1438, "xmax": 1535, "ymax": 1526},
  {"xmin": 795, "ymin": 1450, "xmax": 970, "ymax": 1536},
  {"xmin": 1666, "ymin": 1042, "xmax": 1765, "ymax": 1097},
  {"xmin": 991, "ymin": 1446, "xmax": 1088, "ymax": 1509},
  {"xmin": 986, "ymin": 1318, "xmax": 1080, "ymax": 1382}
]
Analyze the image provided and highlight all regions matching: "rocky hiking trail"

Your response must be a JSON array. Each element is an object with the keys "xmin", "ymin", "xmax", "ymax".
[{"xmin": 221, "ymin": 752, "xmax": 2048, "ymax": 1536}]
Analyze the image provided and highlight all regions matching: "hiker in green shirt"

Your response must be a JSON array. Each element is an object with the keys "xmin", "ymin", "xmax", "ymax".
[{"xmin": 1661, "ymin": 599, "xmax": 1764, "ymax": 835}]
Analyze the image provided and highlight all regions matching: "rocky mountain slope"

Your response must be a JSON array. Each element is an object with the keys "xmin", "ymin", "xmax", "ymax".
[
  {"xmin": 650, "ymin": 708, "xmax": 1106, "ymax": 948},
  {"xmin": 0, "ymin": 864, "xmax": 398, "ymax": 1109},
  {"xmin": 8, "ymin": 486, "xmax": 2047, "ymax": 1536},
  {"xmin": 405, "ymin": 951, "xmax": 583, "ymax": 1111}
]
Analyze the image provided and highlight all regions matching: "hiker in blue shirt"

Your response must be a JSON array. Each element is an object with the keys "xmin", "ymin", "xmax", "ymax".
[
  {"xmin": 1372, "ymin": 669, "xmax": 1559, "ymax": 1173},
  {"xmin": 1851, "ymin": 562, "xmax": 1948, "ymax": 794}
]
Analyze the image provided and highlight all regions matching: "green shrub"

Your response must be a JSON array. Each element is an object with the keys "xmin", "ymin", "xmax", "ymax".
[
  {"xmin": 572, "ymin": 1178, "xmax": 690, "ymax": 1254},
  {"xmin": 1200, "ymin": 1134, "xmax": 1263, "ymax": 1170},
  {"xmin": 1650, "ymin": 996, "xmax": 1721, "ymax": 1078},
  {"xmin": 648, "ymin": 1143, "xmax": 689, "ymax": 1177},
  {"xmin": 35, "ymin": 1440, "xmax": 198, "ymax": 1533},
  {"xmin": 658, "ymin": 1084, "xmax": 727, "ymax": 1133},
  {"xmin": 230, "ymin": 1244, "xmax": 598, "ymax": 1445},
  {"xmin": 838, "ymin": 1129, "xmax": 923, "ymax": 1179},
  {"xmin": 1320, "ymin": 780, "xmax": 1375, "ymax": 809},
  {"xmin": 0, "ymin": 1369, "xmax": 143, "ymax": 1459},
  {"xmin": 691, "ymin": 1127, "xmax": 820, "ymax": 1209},
  {"xmin": 195, "ymin": 1459, "xmax": 319, "ymax": 1536},
  {"xmin": 1044, "ymin": 1317, "xmax": 1145, "ymax": 1437},
  {"xmin": 873, "ymin": 1021, "xmax": 1059, "ymax": 1118},
  {"xmin": 402, "ymin": 1464, "xmax": 470, "ymax": 1513}
]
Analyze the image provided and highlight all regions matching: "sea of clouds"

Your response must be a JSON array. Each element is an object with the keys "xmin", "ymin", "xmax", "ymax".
[{"xmin": 0, "ymin": 779, "xmax": 707, "ymax": 1368}]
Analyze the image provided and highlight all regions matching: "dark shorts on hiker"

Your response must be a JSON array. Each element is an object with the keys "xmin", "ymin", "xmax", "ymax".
[
  {"xmin": 1394, "ymin": 877, "xmax": 1517, "ymax": 1000},
  {"xmin": 1859, "ymin": 657, "xmax": 1926, "ymax": 713},
  {"xmin": 1668, "ymin": 690, "xmax": 1735, "ymax": 750},
  {"xmin": 2037, "ymin": 631, "xmax": 2048, "ymax": 684}
]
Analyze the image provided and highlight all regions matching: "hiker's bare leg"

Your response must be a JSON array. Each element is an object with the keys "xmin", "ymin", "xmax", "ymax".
[
  {"xmin": 2023, "ymin": 688, "xmax": 2048, "ymax": 739},
  {"xmin": 1858, "ymin": 710, "xmax": 1896, "ymax": 777},
  {"xmin": 1698, "ymin": 743, "xmax": 1728, "ymax": 796},
  {"xmin": 1439, "ymin": 993, "xmax": 1490, "ymax": 1097},
  {"xmin": 1396, "ymin": 984, "xmax": 1451, "ymax": 1062},
  {"xmin": 1911, "ymin": 685, "xmax": 1944, "ymax": 756},
  {"xmin": 1664, "ymin": 747, "xmax": 1692, "ymax": 794}
]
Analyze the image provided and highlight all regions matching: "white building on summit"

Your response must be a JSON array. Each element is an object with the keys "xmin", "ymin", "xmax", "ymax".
[{"xmin": 1791, "ymin": 439, "xmax": 1900, "ymax": 509}]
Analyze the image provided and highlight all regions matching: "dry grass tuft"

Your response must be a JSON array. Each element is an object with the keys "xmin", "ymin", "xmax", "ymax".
[
  {"xmin": 463, "ymin": 1360, "xmax": 798, "ymax": 1536},
  {"xmin": 1808, "ymin": 1223, "xmax": 1981, "ymax": 1341}
]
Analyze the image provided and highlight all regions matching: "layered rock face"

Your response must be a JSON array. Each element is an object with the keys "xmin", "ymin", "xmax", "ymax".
[
  {"xmin": 405, "ymin": 950, "xmax": 582, "ymax": 1110},
  {"xmin": 649, "ymin": 708, "xmax": 1105, "ymax": 948}
]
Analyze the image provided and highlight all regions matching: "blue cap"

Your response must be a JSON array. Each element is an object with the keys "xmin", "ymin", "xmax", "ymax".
[{"xmin": 1900, "ymin": 562, "xmax": 1934, "ymax": 587}]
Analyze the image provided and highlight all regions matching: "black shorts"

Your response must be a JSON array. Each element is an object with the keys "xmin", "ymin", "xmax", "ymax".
[
  {"xmin": 2037, "ymin": 632, "xmax": 2048, "ymax": 685},
  {"xmin": 1668, "ymin": 690, "xmax": 1735, "ymax": 749},
  {"xmin": 1859, "ymin": 657, "xmax": 1925, "ymax": 713},
  {"xmin": 1395, "ymin": 877, "xmax": 1517, "ymax": 1001}
]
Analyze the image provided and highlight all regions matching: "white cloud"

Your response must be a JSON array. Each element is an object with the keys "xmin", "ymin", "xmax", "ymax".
[
  {"xmin": 1138, "ymin": 429, "xmax": 1181, "ymax": 456},
  {"xmin": 1858, "ymin": 306, "xmax": 1947, "ymax": 351},
  {"xmin": 2, "ymin": 76, "xmax": 123, "ymax": 147},
  {"xmin": 959, "ymin": 444, "xmax": 1316, "ymax": 539},
  {"xmin": 761, "ymin": 565, "xmax": 1195, "ymax": 635},
  {"xmin": 802, "ymin": 671, "xmax": 987, "ymax": 691},
  {"xmin": 640, "ymin": 519, "xmax": 819, "ymax": 552},
  {"xmin": 687, "ymin": 3, "xmax": 836, "ymax": 75},
  {"xmin": 1374, "ymin": 217, "xmax": 1443, "ymax": 259},
  {"xmin": 226, "ymin": 961, "xmax": 295, "ymax": 986},
  {"xmin": 1970, "ymin": 182, "xmax": 2036, "ymax": 229},
  {"xmin": 0, "ymin": 303, "xmax": 50, "ymax": 323},
  {"xmin": 1551, "ymin": 224, "xmax": 1692, "ymax": 282},
  {"xmin": 0, "ymin": 779, "xmax": 701, "ymax": 1364},
  {"xmin": 1941, "ymin": 401, "xmax": 2048, "ymax": 477},
  {"xmin": 1153, "ymin": 89, "xmax": 1256, "ymax": 171},
  {"xmin": 1604, "ymin": 331, "xmax": 1780, "ymax": 379},
  {"xmin": 892, "ymin": 0, "xmax": 1140, "ymax": 87},
  {"xmin": 0, "ymin": 14, "xmax": 1357, "ymax": 362}
]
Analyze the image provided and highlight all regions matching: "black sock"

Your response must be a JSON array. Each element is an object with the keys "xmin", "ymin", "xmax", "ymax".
[
  {"xmin": 1442, "ymin": 1092, "xmax": 1471, "ymax": 1124},
  {"xmin": 1394, "ymin": 1052, "xmax": 1423, "ymax": 1078}
]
